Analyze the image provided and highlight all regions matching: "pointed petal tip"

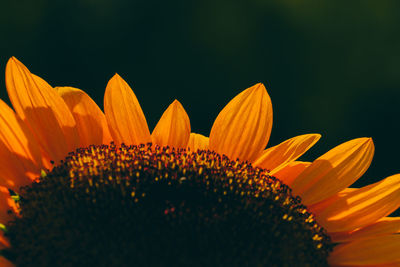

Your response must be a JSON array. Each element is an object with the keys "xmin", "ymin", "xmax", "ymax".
[
  {"xmin": 6, "ymin": 57, "xmax": 17, "ymax": 69},
  {"xmin": 253, "ymin": 82, "xmax": 264, "ymax": 88},
  {"xmin": 109, "ymin": 73, "xmax": 122, "ymax": 82},
  {"xmin": 253, "ymin": 133, "xmax": 321, "ymax": 171},
  {"xmin": 8, "ymin": 56, "xmax": 18, "ymax": 63},
  {"xmin": 7, "ymin": 57, "xmax": 24, "ymax": 70},
  {"xmin": 248, "ymin": 83, "xmax": 267, "ymax": 94},
  {"xmin": 310, "ymin": 133, "xmax": 322, "ymax": 143},
  {"xmin": 171, "ymin": 99, "xmax": 185, "ymax": 110},
  {"xmin": 358, "ymin": 137, "xmax": 375, "ymax": 154},
  {"xmin": 355, "ymin": 137, "xmax": 373, "ymax": 145},
  {"xmin": 301, "ymin": 133, "xmax": 321, "ymax": 142},
  {"xmin": 367, "ymin": 137, "xmax": 373, "ymax": 145}
]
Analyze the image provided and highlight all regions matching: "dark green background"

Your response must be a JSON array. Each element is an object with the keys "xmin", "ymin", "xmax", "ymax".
[{"xmin": 1, "ymin": 0, "xmax": 399, "ymax": 188}]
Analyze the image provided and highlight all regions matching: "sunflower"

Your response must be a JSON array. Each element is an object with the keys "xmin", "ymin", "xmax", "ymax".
[{"xmin": 0, "ymin": 57, "xmax": 398, "ymax": 266}]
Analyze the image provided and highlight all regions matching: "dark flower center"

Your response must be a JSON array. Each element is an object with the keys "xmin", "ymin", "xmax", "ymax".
[{"xmin": 2, "ymin": 143, "xmax": 332, "ymax": 266}]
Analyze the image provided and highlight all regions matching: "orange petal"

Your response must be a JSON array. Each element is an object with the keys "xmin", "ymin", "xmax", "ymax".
[
  {"xmin": 291, "ymin": 138, "xmax": 374, "ymax": 205},
  {"xmin": 209, "ymin": 83, "xmax": 273, "ymax": 162},
  {"xmin": 57, "ymin": 87, "xmax": 113, "ymax": 147},
  {"xmin": 187, "ymin": 133, "xmax": 209, "ymax": 152},
  {"xmin": 5, "ymin": 57, "xmax": 80, "ymax": 164},
  {"xmin": 0, "ymin": 186, "xmax": 18, "ymax": 225},
  {"xmin": 328, "ymin": 235, "xmax": 400, "ymax": 266},
  {"xmin": 151, "ymin": 100, "xmax": 190, "ymax": 149},
  {"xmin": 330, "ymin": 217, "xmax": 400, "ymax": 243},
  {"xmin": 0, "ymin": 232, "xmax": 10, "ymax": 250},
  {"xmin": 0, "ymin": 256, "xmax": 14, "ymax": 267},
  {"xmin": 104, "ymin": 74, "xmax": 151, "ymax": 146},
  {"xmin": 254, "ymin": 134, "xmax": 320, "ymax": 171},
  {"xmin": 270, "ymin": 161, "xmax": 311, "ymax": 186},
  {"xmin": 0, "ymin": 99, "xmax": 44, "ymax": 190},
  {"xmin": 314, "ymin": 174, "xmax": 400, "ymax": 232},
  {"xmin": 308, "ymin": 188, "xmax": 357, "ymax": 218},
  {"xmin": 31, "ymin": 73, "xmax": 52, "ymax": 90}
]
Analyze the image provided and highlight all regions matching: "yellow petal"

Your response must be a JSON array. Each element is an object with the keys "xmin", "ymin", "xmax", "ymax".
[
  {"xmin": 330, "ymin": 217, "xmax": 400, "ymax": 243},
  {"xmin": 57, "ymin": 87, "xmax": 113, "ymax": 147},
  {"xmin": 0, "ymin": 99, "xmax": 44, "ymax": 190},
  {"xmin": 328, "ymin": 235, "xmax": 400, "ymax": 266},
  {"xmin": 254, "ymin": 134, "xmax": 320, "ymax": 171},
  {"xmin": 291, "ymin": 138, "xmax": 374, "ymax": 205},
  {"xmin": 209, "ymin": 83, "xmax": 272, "ymax": 162},
  {"xmin": 187, "ymin": 133, "xmax": 209, "ymax": 152},
  {"xmin": 104, "ymin": 74, "xmax": 151, "ymax": 146},
  {"xmin": 314, "ymin": 174, "xmax": 400, "ymax": 232},
  {"xmin": 5, "ymin": 57, "xmax": 80, "ymax": 163},
  {"xmin": 270, "ymin": 161, "xmax": 311, "ymax": 186},
  {"xmin": 151, "ymin": 100, "xmax": 190, "ymax": 149}
]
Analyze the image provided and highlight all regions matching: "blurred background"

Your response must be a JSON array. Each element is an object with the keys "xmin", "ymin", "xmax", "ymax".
[{"xmin": 0, "ymin": 0, "xmax": 399, "ymax": 189}]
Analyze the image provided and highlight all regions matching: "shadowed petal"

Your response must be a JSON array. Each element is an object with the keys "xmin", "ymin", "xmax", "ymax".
[
  {"xmin": 254, "ymin": 134, "xmax": 320, "ymax": 171},
  {"xmin": 0, "ymin": 186, "xmax": 17, "ymax": 251},
  {"xmin": 187, "ymin": 133, "xmax": 209, "ymax": 152},
  {"xmin": 271, "ymin": 161, "xmax": 311, "ymax": 186},
  {"xmin": 5, "ymin": 57, "xmax": 79, "ymax": 164},
  {"xmin": 209, "ymin": 83, "xmax": 273, "ymax": 162},
  {"xmin": 330, "ymin": 217, "xmax": 400, "ymax": 243},
  {"xmin": 0, "ymin": 186, "xmax": 18, "ymax": 225},
  {"xmin": 0, "ymin": 256, "xmax": 14, "ymax": 267},
  {"xmin": 0, "ymin": 233, "xmax": 10, "ymax": 250},
  {"xmin": 328, "ymin": 235, "xmax": 400, "ymax": 266},
  {"xmin": 151, "ymin": 100, "xmax": 190, "ymax": 149},
  {"xmin": 0, "ymin": 99, "xmax": 44, "ymax": 190},
  {"xmin": 291, "ymin": 138, "xmax": 374, "ymax": 205},
  {"xmin": 313, "ymin": 174, "xmax": 400, "ymax": 232},
  {"xmin": 57, "ymin": 87, "xmax": 112, "ymax": 147},
  {"xmin": 104, "ymin": 74, "xmax": 151, "ymax": 146}
]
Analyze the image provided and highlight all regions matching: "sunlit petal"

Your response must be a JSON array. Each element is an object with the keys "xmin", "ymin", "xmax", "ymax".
[
  {"xmin": 104, "ymin": 74, "xmax": 151, "ymax": 146},
  {"xmin": 291, "ymin": 138, "xmax": 374, "ymax": 205},
  {"xmin": 5, "ymin": 57, "xmax": 79, "ymax": 163},
  {"xmin": 314, "ymin": 174, "xmax": 400, "ymax": 232},
  {"xmin": 151, "ymin": 100, "xmax": 190, "ymax": 149},
  {"xmin": 254, "ymin": 134, "xmax": 320, "ymax": 171},
  {"xmin": 209, "ymin": 83, "xmax": 272, "ymax": 162}
]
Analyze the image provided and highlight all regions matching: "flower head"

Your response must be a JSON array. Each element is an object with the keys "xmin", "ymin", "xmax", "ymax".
[{"xmin": 0, "ymin": 57, "xmax": 398, "ymax": 266}]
